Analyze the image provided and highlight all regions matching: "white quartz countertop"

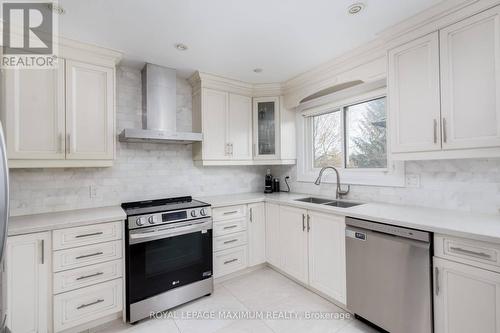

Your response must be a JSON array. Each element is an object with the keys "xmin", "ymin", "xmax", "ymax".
[
  {"xmin": 8, "ymin": 206, "xmax": 126, "ymax": 236},
  {"xmin": 198, "ymin": 192, "xmax": 500, "ymax": 244}
]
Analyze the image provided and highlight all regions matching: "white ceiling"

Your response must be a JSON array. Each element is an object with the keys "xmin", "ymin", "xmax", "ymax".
[{"xmin": 58, "ymin": 0, "xmax": 442, "ymax": 83}]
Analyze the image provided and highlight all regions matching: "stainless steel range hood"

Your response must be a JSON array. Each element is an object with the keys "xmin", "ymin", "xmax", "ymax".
[{"xmin": 119, "ymin": 63, "xmax": 202, "ymax": 144}]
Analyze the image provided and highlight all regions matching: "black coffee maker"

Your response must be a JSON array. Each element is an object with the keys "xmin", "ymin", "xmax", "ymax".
[{"xmin": 264, "ymin": 169, "xmax": 273, "ymax": 193}]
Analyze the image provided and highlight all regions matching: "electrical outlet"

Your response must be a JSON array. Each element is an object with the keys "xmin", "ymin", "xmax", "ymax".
[
  {"xmin": 89, "ymin": 185, "xmax": 98, "ymax": 199},
  {"xmin": 405, "ymin": 174, "xmax": 420, "ymax": 188}
]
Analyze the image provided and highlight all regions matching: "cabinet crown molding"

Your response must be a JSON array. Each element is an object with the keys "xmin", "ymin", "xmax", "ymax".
[{"xmin": 188, "ymin": 71, "xmax": 284, "ymax": 97}]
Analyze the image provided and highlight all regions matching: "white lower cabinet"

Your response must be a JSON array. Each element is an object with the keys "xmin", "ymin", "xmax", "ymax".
[
  {"xmin": 308, "ymin": 211, "xmax": 346, "ymax": 304},
  {"xmin": 53, "ymin": 278, "xmax": 123, "ymax": 332},
  {"xmin": 50, "ymin": 221, "xmax": 124, "ymax": 332},
  {"xmin": 279, "ymin": 205, "xmax": 309, "ymax": 284},
  {"xmin": 6, "ymin": 232, "xmax": 51, "ymax": 333},
  {"xmin": 52, "ymin": 239, "xmax": 122, "ymax": 272},
  {"xmin": 265, "ymin": 203, "xmax": 281, "ymax": 267},
  {"xmin": 248, "ymin": 203, "xmax": 266, "ymax": 266},
  {"xmin": 212, "ymin": 205, "xmax": 249, "ymax": 278},
  {"xmin": 213, "ymin": 245, "xmax": 248, "ymax": 278},
  {"xmin": 434, "ymin": 257, "xmax": 500, "ymax": 333},
  {"xmin": 53, "ymin": 259, "xmax": 123, "ymax": 294},
  {"xmin": 265, "ymin": 204, "xmax": 346, "ymax": 304}
]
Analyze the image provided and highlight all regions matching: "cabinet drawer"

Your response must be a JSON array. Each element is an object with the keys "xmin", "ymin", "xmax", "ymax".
[
  {"xmin": 53, "ymin": 221, "xmax": 123, "ymax": 250},
  {"xmin": 213, "ymin": 205, "xmax": 247, "ymax": 222},
  {"xmin": 213, "ymin": 218, "xmax": 247, "ymax": 237},
  {"xmin": 435, "ymin": 234, "xmax": 500, "ymax": 272},
  {"xmin": 214, "ymin": 245, "xmax": 247, "ymax": 278},
  {"xmin": 53, "ymin": 259, "xmax": 123, "ymax": 294},
  {"xmin": 53, "ymin": 278, "xmax": 123, "ymax": 332},
  {"xmin": 214, "ymin": 232, "xmax": 247, "ymax": 252},
  {"xmin": 53, "ymin": 240, "xmax": 122, "ymax": 272}
]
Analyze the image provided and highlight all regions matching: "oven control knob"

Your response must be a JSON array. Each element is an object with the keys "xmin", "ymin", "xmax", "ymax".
[
  {"xmin": 191, "ymin": 210, "xmax": 197, "ymax": 218},
  {"xmin": 200, "ymin": 208, "xmax": 207, "ymax": 217},
  {"xmin": 136, "ymin": 217, "xmax": 146, "ymax": 226},
  {"xmin": 147, "ymin": 216, "xmax": 157, "ymax": 224}
]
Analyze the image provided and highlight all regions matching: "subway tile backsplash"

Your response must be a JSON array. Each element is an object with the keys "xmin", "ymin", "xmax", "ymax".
[
  {"xmin": 8, "ymin": 66, "xmax": 500, "ymax": 216},
  {"xmin": 9, "ymin": 66, "xmax": 266, "ymax": 216},
  {"xmin": 274, "ymin": 158, "xmax": 500, "ymax": 215}
]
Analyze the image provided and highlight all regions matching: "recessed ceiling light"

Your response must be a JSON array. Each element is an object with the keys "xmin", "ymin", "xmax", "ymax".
[
  {"xmin": 48, "ymin": 3, "xmax": 65, "ymax": 15},
  {"xmin": 175, "ymin": 43, "xmax": 188, "ymax": 51},
  {"xmin": 253, "ymin": 68, "xmax": 263, "ymax": 73},
  {"xmin": 347, "ymin": 3, "xmax": 365, "ymax": 15}
]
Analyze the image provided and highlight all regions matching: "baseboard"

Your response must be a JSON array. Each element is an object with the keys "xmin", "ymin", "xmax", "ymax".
[{"xmin": 60, "ymin": 312, "xmax": 121, "ymax": 333}]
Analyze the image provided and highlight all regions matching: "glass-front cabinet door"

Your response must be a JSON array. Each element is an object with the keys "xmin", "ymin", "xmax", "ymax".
[{"xmin": 253, "ymin": 97, "xmax": 280, "ymax": 159}]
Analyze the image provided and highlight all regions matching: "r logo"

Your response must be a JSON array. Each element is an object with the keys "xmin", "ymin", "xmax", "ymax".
[{"xmin": 3, "ymin": 2, "xmax": 53, "ymax": 54}]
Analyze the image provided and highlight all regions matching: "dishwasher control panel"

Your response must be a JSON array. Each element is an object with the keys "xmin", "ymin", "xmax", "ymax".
[{"xmin": 346, "ymin": 229, "xmax": 366, "ymax": 241}]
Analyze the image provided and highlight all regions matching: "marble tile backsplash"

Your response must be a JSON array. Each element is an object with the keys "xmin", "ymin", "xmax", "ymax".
[
  {"xmin": 274, "ymin": 158, "xmax": 500, "ymax": 215},
  {"xmin": 9, "ymin": 66, "xmax": 266, "ymax": 216},
  {"xmin": 8, "ymin": 66, "xmax": 500, "ymax": 216}
]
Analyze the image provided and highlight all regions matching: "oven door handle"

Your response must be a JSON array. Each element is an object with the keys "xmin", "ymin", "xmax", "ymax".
[{"xmin": 129, "ymin": 220, "xmax": 212, "ymax": 244}]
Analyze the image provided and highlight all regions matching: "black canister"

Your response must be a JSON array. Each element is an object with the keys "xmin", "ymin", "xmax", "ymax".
[{"xmin": 273, "ymin": 178, "xmax": 280, "ymax": 193}]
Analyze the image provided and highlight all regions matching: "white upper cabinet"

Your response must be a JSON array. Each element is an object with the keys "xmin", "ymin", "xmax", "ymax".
[
  {"xmin": 440, "ymin": 6, "xmax": 500, "ymax": 150},
  {"xmin": 6, "ymin": 232, "xmax": 51, "ymax": 333},
  {"xmin": 308, "ymin": 211, "xmax": 346, "ymax": 304},
  {"xmin": 388, "ymin": 32, "xmax": 441, "ymax": 153},
  {"xmin": 193, "ymin": 89, "xmax": 252, "ymax": 162},
  {"xmin": 253, "ymin": 97, "xmax": 280, "ymax": 160},
  {"xmin": 228, "ymin": 93, "xmax": 253, "ymax": 160},
  {"xmin": 189, "ymin": 72, "xmax": 296, "ymax": 166},
  {"xmin": 2, "ymin": 41, "xmax": 121, "ymax": 168},
  {"xmin": 65, "ymin": 60, "xmax": 114, "ymax": 160},
  {"xmin": 201, "ymin": 89, "xmax": 229, "ymax": 160},
  {"xmin": 389, "ymin": 5, "xmax": 500, "ymax": 159},
  {"xmin": 3, "ymin": 66, "xmax": 65, "ymax": 160},
  {"xmin": 248, "ymin": 202, "xmax": 266, "ymax": 266}
]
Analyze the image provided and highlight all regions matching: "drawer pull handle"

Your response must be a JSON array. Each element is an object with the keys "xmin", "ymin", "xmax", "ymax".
[
  {"xmin": 75, "ymin": 232, "xmax": 104, "ymax": 238},
  {"xmin": 77, "ymin": 299, "xmax": 104, "ymax": 310},
  {"xmin": 442, "ymin": 117, "xmax": 448, "ymax": 143},
  {"xmin": 435, "ymin": 267, "xmax": 439, "ymax": 296},
  {"xmin": 433, "ymin": 119, "xmax": 438, "ymax": 144},
  {"xmin": 223, "ymin": 225, "xmax": 238, "ymax": 230},
  {"xmin": 76, "ymin": 272, "xmax": 104, "ymax": 281},
  {"xmin": 76, "ymin": 252, "xmax": 104, "ymax": 260},
  {"xmin": 223, "ymin": 239, "xmax": 238, "ymax": 244},
  {"xmin": 449, "ymin": 246, "xmax": 491, "ymax": 259},
  {"xmin": 223, "ymin": 211, "xmax": 238, "ymax": 215},
  {"xmin": 224, "ymin": 258, "xmax": 238, "ymax": 265}
]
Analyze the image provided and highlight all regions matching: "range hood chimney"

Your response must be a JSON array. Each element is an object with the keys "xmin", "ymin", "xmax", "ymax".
[{"xmin": 119, "ymin": 63, "xmax": 203, "ymax": 144}]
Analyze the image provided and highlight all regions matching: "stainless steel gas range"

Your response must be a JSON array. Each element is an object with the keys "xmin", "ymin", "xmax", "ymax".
[{"xmin": 122, "ymin": 196, "xmax": 213, "ymax": 323}]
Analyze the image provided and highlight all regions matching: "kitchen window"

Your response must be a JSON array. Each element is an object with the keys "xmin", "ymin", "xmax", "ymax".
[
  {"xmin": 298, "ymin": 89, "xmax": 404, "ymax": 187},
  {"xmin": 312, "ymin": 97, "xmax": 387, "ymax": 170}
]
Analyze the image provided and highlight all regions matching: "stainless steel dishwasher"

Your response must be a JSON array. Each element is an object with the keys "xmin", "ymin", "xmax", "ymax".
[{"xmin": 345, "ymin": 217, "xmax": 433, "ymax": 333}]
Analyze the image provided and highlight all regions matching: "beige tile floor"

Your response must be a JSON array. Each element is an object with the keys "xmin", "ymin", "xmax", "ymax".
[{"xmin": 95, "ymin": 267, "xmax": 380, "ymax": 333}]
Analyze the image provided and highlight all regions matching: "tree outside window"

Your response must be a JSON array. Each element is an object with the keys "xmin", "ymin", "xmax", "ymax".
[{"xmin": 311, "ymin": 97, "xmax": 387, "ymax": 170}]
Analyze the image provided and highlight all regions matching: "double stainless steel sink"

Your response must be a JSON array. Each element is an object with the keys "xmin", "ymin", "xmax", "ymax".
[{"xmin": 294, "ymin": 197, "xmax": 363, "ymax": 208}]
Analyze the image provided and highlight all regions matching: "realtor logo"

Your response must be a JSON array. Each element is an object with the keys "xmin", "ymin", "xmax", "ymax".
[{"xmin": 1, "ymin": 1, "xmax": 58, "ymax": 68}]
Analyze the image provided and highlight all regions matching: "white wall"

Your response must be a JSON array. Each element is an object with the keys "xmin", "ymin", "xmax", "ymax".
[
  {"xmin": 274, "ymin": 158, "xmax": 500, "ymax": 215},
  {"xmin": 9, "ymin": 67, "xmax": 266, "ymax": 216}
]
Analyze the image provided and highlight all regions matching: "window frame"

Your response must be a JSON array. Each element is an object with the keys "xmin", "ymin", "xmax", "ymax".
[{"xmin": 297, "ymin": 87, "xmax": 405, "ymax": 187}]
